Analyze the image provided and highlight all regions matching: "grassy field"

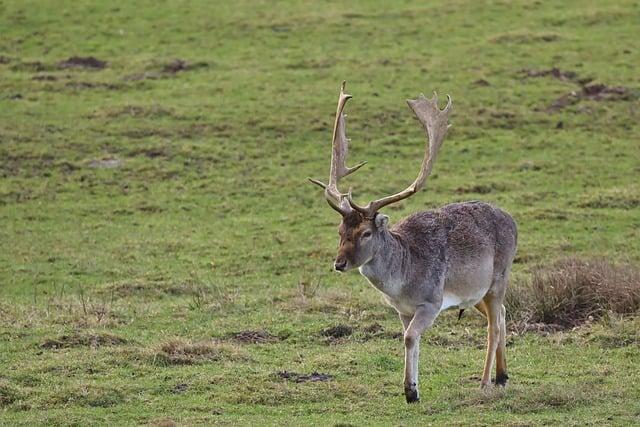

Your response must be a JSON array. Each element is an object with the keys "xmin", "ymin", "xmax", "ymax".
[{"xmin": 1, "ymin": 0, "xmax": 640, "ymax": 425}]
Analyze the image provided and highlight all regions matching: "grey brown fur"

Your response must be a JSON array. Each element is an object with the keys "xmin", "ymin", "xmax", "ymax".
[{"xmin": 309, "ymin": 82, "xmax": 518, "ymax": 403}]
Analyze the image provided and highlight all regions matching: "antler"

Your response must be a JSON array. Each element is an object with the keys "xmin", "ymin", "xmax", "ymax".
[
  {"xmin": 348, "ymin": 92, "xmax": 452, "ymax": 217},
  {"xmin": 310, "ymin": 84, "xmax": 452, "ymax": 218},
  {"xmin": 308, "ymin": 81, "xmax": 367, "ymax": 215}
]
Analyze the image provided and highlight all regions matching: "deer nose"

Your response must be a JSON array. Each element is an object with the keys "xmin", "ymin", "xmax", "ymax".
[{"xmin": 334, "ymin": 259, "xmax": 347, "ymax": 271}]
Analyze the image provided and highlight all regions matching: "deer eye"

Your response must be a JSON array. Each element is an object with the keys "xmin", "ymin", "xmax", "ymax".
[{"xmin": 361, "ymin": 230, "xmax": 372, "ymax": 239}]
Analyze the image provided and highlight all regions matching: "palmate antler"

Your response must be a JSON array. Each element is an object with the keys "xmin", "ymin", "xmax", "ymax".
[
  {"xmin": 308, "ymin": 81, "xmax": 367, "ymax": 215},
  {"xmin": 309, "ymin": 81, "xmax": 452, "ymax": 218}
]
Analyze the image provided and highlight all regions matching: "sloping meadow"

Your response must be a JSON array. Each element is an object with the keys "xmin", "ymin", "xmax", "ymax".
[{"xmin": 1, "ymin": 0, "xmax": 639, "ymax": 425}]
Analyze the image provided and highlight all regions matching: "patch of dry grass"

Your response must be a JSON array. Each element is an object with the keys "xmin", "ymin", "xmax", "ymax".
[
  {"xmin": 508, "ymin": 258, "xmax": 640, "ymax": 329},
  {"xmin": 150, "ymin": 339, "xmax": 246, "ymax": 366}
]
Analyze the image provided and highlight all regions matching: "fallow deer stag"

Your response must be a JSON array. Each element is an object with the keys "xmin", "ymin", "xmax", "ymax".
[{"xmin": 309, "ymin": 82, "xmax": 517, "ymax": 403}]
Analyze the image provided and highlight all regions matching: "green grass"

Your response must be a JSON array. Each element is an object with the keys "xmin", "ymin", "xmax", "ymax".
[{"xmin": 1, "ymin": 0, "xmax": 639, "ymax": 425}]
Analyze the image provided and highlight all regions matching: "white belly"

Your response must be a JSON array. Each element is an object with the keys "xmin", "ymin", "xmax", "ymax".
[{"xmin": 440, "ymin": 292, "xmax": 464, "ymax": 311}]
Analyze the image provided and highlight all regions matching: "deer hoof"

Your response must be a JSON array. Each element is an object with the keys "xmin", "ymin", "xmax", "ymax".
[
  {"xmin": 495, "ymin": 373, "xmax": 509, "ymax": 386},
  {"xmin": 404, "ymin": 387, "xmax": 420, "ymax": 403}
]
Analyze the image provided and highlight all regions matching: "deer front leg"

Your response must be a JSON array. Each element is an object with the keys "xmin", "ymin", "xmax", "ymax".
[{"xmin": 402, "ymin": 303, "xmax": 439, "ymax": 403}]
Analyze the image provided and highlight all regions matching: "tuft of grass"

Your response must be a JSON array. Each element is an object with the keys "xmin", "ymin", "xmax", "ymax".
[
  {"xmin": 508, "ymin": 258, "xmax": 640, "ymax": 328},
  {"xmin": 578, "ymin": 188, "xmax": 640, "ymax": 209},
  {"xmin": 39, "ymin": 331, "xmax": 128, "ymax": 349},
  {"xmin": 0, "ymin": 379, "xmax": 21, "ymax": 407},
  {"xmin": 151, "ymin": 339, "xmax": 245, "ymax": 366},
  {"xmin": 49, "ymin": 384, "xmax": 125, "ymax": 408}
]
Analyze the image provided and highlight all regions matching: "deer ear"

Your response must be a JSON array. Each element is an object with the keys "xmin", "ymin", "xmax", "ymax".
[{"xmin": 374, "ymin": 213, "xmax": 389, "ymax": 229}]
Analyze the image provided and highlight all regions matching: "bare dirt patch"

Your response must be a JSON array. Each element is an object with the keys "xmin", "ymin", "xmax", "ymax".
[
  {"xmin": 275, "ymin": 371, "xmax": 332, "ymax": 383},
  {"xmin": 361, "ymin": 322, "xmax": 384, "ymax": 335},
  {"xmin": 321, "ymin": 324, "xmax": 353, "ymax": 341},
  {"xmin": 472, "ymin": 78, "xmax": 491, "ymax": 87},
  {"xmin": 39, "ymin": 332, "xmax": 127, "ymax": 349},
  {"xmin": 65, "ymin": 81, "xmax": 122, "ymax": 90},
  {"xmin": 58, "ymin": 56, "xmax": 106, "ymax": 70},
  {"xmin": 490, "ymin": 32, "xmax": 560, "ymax": 44},
  {"xmin": 547, "ymin": 83, "xmax": 636, "ymax": 112},
  {"xmin": 162, "ymin": 59, "xmax": 190, "ymax": 73},
  {"xmin": 172, "ymin": 383, "xmax": 189, "ymax": 394},
  {"xmin": 520, "ymin": 67, "xmax": 580, "ymax": 82},
  {"xmin": 230, "ymin": 330, "xmax": 280, "ymax": 344},
  {"xmin": 128, "ymin": 147, "xmax": 171, "ymax": 159}
]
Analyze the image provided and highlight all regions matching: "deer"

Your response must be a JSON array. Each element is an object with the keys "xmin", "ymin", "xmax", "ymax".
[{"xmin": 309, "ymin": 82, "xmax": 517, "ymax": 403}]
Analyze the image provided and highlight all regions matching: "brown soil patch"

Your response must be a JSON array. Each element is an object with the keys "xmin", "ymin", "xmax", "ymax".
[
  {"xmin": 172, "ymin": 383, "xmax": 189, "ymax": 394},
  {"xmin": 230, "ymin": 330, "xmax": 279, "ymax": 343},
  {"xmin": 521, "ymin": 67, "xmax": 579, "ymax": 82},
  {"xmin": 361, "ymin": 322, "xmax": 384, "ymax": 334},
  {"xmin": 163, "ymin": 59, "xmax": 189, "ymax": 73},
  {"xmin": 472, "ymin": 78, "xmax": 491, "ymax": 87},
  {"xmin": 162, "ymin": 59, "xmax": 208, "ymax": 74},
  {"xmin": 275, "ymin": 371, "xmax": 332, "ymax": 383},
  {"xmin": 321, "ymin": 324, "xmax": 353, "ymax": 339},
  {"xmin": 58, "ymin": 56, "xmax": 106, "ymax": 69},
  {"xmin": 65, "ymin": 81, "xmax": 121, "ymax": 90},
  {"xmin": 548, "ymin": 83, "xmax": 636, "ymax": 112}
]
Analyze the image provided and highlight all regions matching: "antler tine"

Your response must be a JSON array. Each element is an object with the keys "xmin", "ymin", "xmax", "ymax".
[
  {"xmin": 309, "ymin": 81, "xmax": 367, "ymax": 215},
  {"xmin": 349, "ymin": 92, "xmax": 452, "ymax": 217}
]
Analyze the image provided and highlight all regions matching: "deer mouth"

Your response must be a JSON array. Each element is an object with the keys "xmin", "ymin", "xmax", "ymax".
[{"xmin": 334, "ymin": 259, "xmax": 348, "ymax": 272}]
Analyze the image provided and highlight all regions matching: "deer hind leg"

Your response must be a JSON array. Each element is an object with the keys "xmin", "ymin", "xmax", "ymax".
[
  {"xmin": 480, "ymin": 295, "xmax": 502, "ymax": 389},
  {"xmin": 495, "ymin": 303, "xmax": 508, "ymax": 386},
  {"xmin": 474, "ymin": 300, "xmax": 488, "ymax": 318}
]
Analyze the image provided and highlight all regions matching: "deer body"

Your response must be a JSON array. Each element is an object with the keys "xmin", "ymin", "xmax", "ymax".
[
  {"xmin": 359, "ymin": 201, "xmax": 517, "ymax": 317},
  {"xmin": 309, "ymin": 82, "xmax": 517, "ymax": 403}
]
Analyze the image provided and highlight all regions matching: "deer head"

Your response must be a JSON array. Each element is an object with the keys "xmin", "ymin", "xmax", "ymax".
[{"xmin": 309, "ymin": 81, "xmax": 452, "ymax": 271}]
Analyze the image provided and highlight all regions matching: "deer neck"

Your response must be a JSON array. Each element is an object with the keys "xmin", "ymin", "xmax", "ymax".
[{"xmin": 359, "ymin": 230, "xmax": 405, "ymax": 295}]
